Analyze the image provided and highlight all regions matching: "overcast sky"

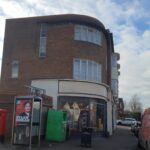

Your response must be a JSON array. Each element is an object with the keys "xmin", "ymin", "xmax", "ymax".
[{"xmin": 0, "ymin": 0, "xmax": 150, "ymax": 109}]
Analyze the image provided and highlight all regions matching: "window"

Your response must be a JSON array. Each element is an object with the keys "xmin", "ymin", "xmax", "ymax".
[
  {"xmin": 81, "ymin": 26, "xmax": 87, "ymax": 41},
  {"xmin": 97, "ymin": 64, "xmax": 101, "ymax": 82},
  {"xmin": 88, "ymin": 27, "xmax": 93, "ymax": 42},
  {"xmin": 88, "ymin": 61, "xmax": 92, "ymax": 80},
  {"xmin": 111, "ymin": 53, "xmax": 117, "ymax": 67},
  {"xmin": 73, "ymin": 59, "xmax": 102, "ymax": 83},
  {"xmin": 74, "ymin": 25, "xmax": 102, "ymax": 45},
  {"xmin": 39, "ymin": 23, "xmax": 48, "ymax": 58},
  {"xmin": 11, "ymin": 60, "xmax": 19, "ymax": 78},
  {"xmin": 74, "ymin": 59, "xmax": 80, "ymax": 79},
  {"xmin": 81, "ymin": 60, "xmax": 86, "ymax": 80},
  {"xmin": 111, "ymin": 79, "xmax": 118, "ymax": 95}
]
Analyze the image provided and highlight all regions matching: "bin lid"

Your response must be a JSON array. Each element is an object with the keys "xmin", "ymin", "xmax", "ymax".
[{"xmin": 0, "ymin": 109, "xmax": 8, "ymax": 112}]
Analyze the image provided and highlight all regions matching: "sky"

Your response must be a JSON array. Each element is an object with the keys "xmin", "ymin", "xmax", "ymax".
[{"xmin": 0, "ymin": 0, "xmax": 150, "ymax": 109}]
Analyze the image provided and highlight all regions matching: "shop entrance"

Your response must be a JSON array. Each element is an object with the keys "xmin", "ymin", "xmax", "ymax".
[{"xmin": 96, "ymin": 103, "xmax": 107, "ymax": 133}]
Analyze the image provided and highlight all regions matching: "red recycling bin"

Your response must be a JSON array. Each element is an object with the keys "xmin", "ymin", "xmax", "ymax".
[{"xmin": 0, "ymin": 109, "xmax": 8, "ymax": 142}]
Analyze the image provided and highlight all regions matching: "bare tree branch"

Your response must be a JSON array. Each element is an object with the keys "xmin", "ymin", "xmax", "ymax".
[{"xmin": 128, "ymin": 94, "xmax": 143, "ymax": 113}]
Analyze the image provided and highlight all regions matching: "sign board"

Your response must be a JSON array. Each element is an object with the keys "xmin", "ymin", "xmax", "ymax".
[{"xmin": 15, "ymin": 99, "xmax": 32, "ymax": 125}]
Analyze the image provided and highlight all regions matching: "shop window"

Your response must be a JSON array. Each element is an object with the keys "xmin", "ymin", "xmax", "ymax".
[
  {"xmin": 58, "ymin": 96, "xmax": 106, "ymax": 132},
  {"xmin": 11, "ymin": 60, "xmax": 19, "ymax": 78},
  {"xmin": 74, "ymin": 25, "xmax": 102, "ymax": 46},
  {"xmin": 59, "ymin": 98, "xmax": 90, "ymax": 130},
  {"xmin": 39, "ymin": 23, "xmax": 48, "ymax": 58},
  {"xmin": 73, "ymin": 59, "xmax": 102, "ymax": 83}
]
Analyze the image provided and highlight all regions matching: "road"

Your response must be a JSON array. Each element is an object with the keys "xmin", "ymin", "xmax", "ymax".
[{"xmin": 0, "ymin": 126, "xmax": 141, "ymax": 150}]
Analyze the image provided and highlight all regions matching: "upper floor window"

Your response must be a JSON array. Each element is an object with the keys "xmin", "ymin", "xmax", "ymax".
[
  {"xmin": 73, "ymin": 59, "xmax": 102, "ymax": 83},
  {"xmin": 11, "ymin": 60, "xmax": 19, "ymax": 78},
  {"xmin": 111, "ymin": 53, "xmax": 117, "ymax": 67},
  {"xmin": 39, "ymin": 23, "xmax": 48, "ymax": 58},
  {"xmin": 111, "ymin": 79, "xmax": 118, "ymax": 96},
  {"xmin": 74, "ymin": 25, "xmax": 102, "ymax": 46}
]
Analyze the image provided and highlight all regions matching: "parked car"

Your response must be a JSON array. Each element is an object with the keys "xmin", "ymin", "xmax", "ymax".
[
  {"xmin": 117, "ymin": 118, "xmax": 137, "ymax": 126},
  {"xmin": 138, "ymin": 108, "xmax": 150, "ymax": 150},
  {"xmin": 131, "ymin": 121, "xmax": 141, "ymax": 137},
  {"xmin": 116, "ymin": 119, "xmax": 122, "ymax": 125}
]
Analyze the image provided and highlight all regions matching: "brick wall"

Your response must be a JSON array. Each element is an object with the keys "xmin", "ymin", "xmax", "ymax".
[{"xmin": 0, "ymin": 15, "xmax": 111, "ymax": 95}]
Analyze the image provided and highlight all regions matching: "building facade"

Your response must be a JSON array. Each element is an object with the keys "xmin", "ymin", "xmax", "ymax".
[{"xmin": 0, "ymin": 14, "xmax": 120, "ymax": 136}]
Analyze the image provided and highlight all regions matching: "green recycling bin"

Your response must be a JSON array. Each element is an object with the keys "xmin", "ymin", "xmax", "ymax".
[{"xmin": 45, "ymin": 110, "xmax": 67, "ymax": 142}]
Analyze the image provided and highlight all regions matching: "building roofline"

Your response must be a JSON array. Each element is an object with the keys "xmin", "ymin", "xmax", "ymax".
[{"xmin": 6, "ymin": 14, "xmax": 105, "ymax": 29}]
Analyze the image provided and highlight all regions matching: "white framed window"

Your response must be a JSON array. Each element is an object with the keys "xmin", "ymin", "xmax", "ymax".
[
  {"xmin": 73, "ymin": 59, "xmax": 102, "ymax": 83},
  {"xmin": 39, "ymin": 23, "xmax": 48, "ymax": 58},
  {"xmin": 81, "ymin": 26, "xmax": 87, "ymax": 41},
  {"xmin": 97, "ymin": 64, "xmax": 101, "ymax": 82},
  {"xmin": 74, "ymin": 59, "xmax": 80, "ymax": 79},
  {"xmin": 88, "ymin": 27, "xmax": 93, "ymax": 43},
  {"xmin": 74, "ymin": 25, "xmax": 102, "ymax": 46},
  {"xmin": 11, "ymin": 60, "xmax": 19, "ymax": 78},
  {"xmin": 88, "ymin": 61, "xmax": 92, "ymax": 80},
  {"xmin": 74, "ymin": 25, "xmax": 81, "ymax": 40},
  {"xmin": 81, "ymin": 60, "xmax": 87, "ymax": 80}
]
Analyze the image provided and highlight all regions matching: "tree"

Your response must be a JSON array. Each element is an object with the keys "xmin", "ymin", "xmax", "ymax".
[
  {"xmin": 128, "ymin": 94, "xmax": 143, "ymax": 113},
  {"xmin": 123, "ymin": 100, "xmax": 129, "ymax": 111}
]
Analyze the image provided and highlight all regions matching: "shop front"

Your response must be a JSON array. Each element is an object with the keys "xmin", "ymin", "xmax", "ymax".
[
  {"xmin": 58, "ymin": 96, "xmax": 107, "ymax": 135},
  {"xmin": 31, "ymin": 79, "xmax": 115, "ymax": 136}
]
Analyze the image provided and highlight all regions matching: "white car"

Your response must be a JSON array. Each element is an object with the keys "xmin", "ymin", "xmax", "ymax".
[{"xmin": 117, "ymin": 118, "xmax": 137, "ymax": 126}]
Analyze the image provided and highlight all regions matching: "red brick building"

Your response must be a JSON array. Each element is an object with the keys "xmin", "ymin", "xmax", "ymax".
[{"xmin": 0, "ymin": 14, "xmax": 120, "ymax": 137}]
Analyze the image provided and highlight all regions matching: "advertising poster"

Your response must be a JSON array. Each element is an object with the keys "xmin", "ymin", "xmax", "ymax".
[
  {"xmin": 15, "ymin": 99, "xmax": 32, "ymax": 125},
  {"xmin": 13, "ymin": 98, "xmax": 33, "ymax": 145}
]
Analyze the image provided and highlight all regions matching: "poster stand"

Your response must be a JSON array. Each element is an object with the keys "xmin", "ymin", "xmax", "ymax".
[{"xmin": 12, "ymin": 96, "xmax": 42, "ymax": 148}]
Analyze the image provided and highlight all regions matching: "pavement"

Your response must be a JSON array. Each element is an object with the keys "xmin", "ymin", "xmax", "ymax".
[{"xmin": 0, "ymin": 126, "xmax": 141, "ymax": 150}]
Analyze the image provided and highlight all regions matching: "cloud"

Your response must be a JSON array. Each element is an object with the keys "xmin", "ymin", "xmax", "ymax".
[
  {"xmin": 0, "ymin": 0, "xmax": 44, "ymax": 18},
  {"xmin": 0, "ymin": 16, "xmax": 6, "ymax": 39},
  {"xmin": 0, "ymin": 0, "xmax": 150, "ymax": 109},
  {"xmin": 116, "ymin": 28, "xmax": 150, "ymax": 109}
]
